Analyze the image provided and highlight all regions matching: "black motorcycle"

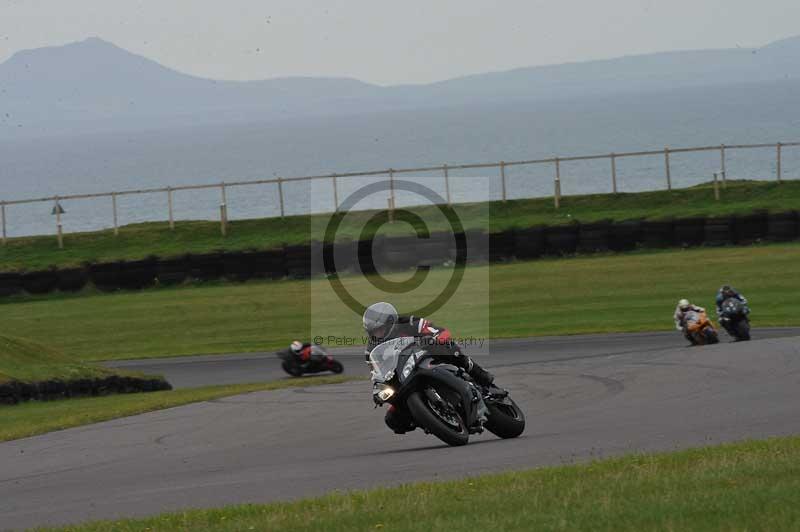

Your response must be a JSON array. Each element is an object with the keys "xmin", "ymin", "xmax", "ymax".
[
  {"xmin": 276, "ymin": 347, "xmax": 344, "ymax": 377},
  {"xmin": 369, "ymin": 337, "xmax": 525, "ymax": 446},
  {"xmin": 719, "ymin": 298, "xmax": 751, "ymax": 341}
]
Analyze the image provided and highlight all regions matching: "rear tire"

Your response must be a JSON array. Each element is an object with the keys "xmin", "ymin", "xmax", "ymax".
[
  {"xmin": 484, "ymin": 397, "xmax": 526, "ymax": 439},
  {"xmin": 407, "ymin": 389, "xmax": 469, "ymax": 447}
]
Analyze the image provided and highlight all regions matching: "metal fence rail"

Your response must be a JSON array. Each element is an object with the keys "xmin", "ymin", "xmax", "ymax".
[{"xmin": 1, "ymin": 141, "xmax": 798, "ymax": 247}]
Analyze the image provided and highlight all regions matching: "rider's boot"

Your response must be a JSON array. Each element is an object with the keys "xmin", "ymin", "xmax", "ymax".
[{"xmin": 467, "ymin": 359, "xmax": 494, "ymax": 387}]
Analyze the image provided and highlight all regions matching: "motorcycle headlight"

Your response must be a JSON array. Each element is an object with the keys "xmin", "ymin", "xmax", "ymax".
[{"xmin": 374, "ymin": 384, "xmax": 395, "ymax": 403}]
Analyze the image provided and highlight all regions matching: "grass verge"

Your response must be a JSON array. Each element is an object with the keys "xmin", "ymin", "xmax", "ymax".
[
  {"xmin": 0, "ymin": 375, "xmax": 360, "ymax": 442},
  {"xmin": 1, "ymin": 179, "xmax": 798, "ymax": 271},
  {"xmin": 42, "ymin": 434, "xmax": 800, "ymax": 531},
  {"xmin": 0, "ymin": 335, "xmax": 113, "ymax": 384},
  {"xmin": 1, "ymin": 242, "xmax": 798, "ymax": 361}
]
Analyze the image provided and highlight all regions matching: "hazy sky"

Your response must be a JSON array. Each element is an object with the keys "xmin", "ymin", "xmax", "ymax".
[{"xmin": 1, "ymin": 0, "xmax": 798, "ymax": 85}]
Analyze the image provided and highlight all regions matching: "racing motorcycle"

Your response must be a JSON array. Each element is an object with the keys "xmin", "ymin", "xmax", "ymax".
[
  {"xmin": 369, "ymin": 337, "xmax": 525, "ymax": 447},
  {"xmin": 719, "ymin": 298, "xmax": 751, "ymax": 341},
  {"xmin": 276, "ymin": 346, "xmax": 344, "ymax": 377},
  {"xmin": 684, "ymin": 309, "xmax": 719, "ymax": 345}
]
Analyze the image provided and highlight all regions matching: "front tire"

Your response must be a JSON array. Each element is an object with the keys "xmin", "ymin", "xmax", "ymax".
[
  {"xmin": 407, "ymin": 388, "xmax": 469, "ymax": 447},
  {"xmin": 329, "ymin": 360, "xmax": 344, "ymax": 374},
  {"xmin": 484, "ymin": 397, "xmax": 526, "ymax": 439},
  {"xmin": 736, "ymin": 320, "xmax": 751, "ymax": 341}
]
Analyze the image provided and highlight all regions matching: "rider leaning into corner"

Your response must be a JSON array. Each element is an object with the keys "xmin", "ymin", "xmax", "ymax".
[
  {"xmin": 673, "ymin": 298, "xmax": 706, "ymax": 342},
  {"xmin": 715, "ymin": 284, "xmax": 750, "ymax": 333},
  {"xmin": 363, "ymin": 302, "xmax": 494, "ymax": 434},
  {"xmin": 286, "ymin": 340, "xmax": 326, "ymax": 364}
]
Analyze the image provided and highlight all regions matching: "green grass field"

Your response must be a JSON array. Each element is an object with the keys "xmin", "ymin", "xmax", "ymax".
[
  {"xmin": 1, "ymin": 243, "xmax": 798, "ymax": 361},
  {"xmin": 0, "ymin": 375, "xmax": 359, "ymax": 442},
  {"xmin": 43, "ymin": 435, "xmax": 800, "ymax": 532},
  {"xmin": 1, "ymin": 179, "xmax": 798, "ymax": 271},
  {"xmin": 0, "ymin": 335, "xmax": 126, "ymax": 384}
]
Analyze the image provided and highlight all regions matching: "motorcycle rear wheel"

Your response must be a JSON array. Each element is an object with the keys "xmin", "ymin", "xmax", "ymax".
[{"xmin": 407, "ymin": 387, "xmax": 469, "ymax": 447}]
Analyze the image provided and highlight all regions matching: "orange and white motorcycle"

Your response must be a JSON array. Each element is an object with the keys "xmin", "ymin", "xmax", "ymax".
[{"xmin": 683, "ymin": 309, "xmax": 720, "ymax": 346}]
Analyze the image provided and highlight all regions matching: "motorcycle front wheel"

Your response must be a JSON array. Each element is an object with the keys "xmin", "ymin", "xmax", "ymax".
[
  {"xmin": 736, "ymin": 320, "xmax": 751, "ymax": 341},
  {"xmin": 485, "ymin": 397, "xmax": 526, "ymax": 439},
  {"xmin": 407, "ymin": 386, "xmax": 469, "ymax": 447}
]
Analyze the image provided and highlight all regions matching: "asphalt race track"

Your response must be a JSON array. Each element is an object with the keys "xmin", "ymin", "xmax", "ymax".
[{"xmin": 2, "ymin": 329, "xmax": 800, "ymax": 530}]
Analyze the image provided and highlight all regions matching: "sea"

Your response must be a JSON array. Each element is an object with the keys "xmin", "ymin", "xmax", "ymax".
[{"xmin": 1, "ymin": 85, "xmax": 799, "ymax": 238}]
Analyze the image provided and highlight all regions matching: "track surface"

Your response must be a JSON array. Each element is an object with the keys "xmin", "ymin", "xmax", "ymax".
[
  {"xmin": 3, "ymin": 329, "xmax": 800, "ymax": 530},
  {"xmin": 107, "ymin": 328, "xmax": 800, "ymax": 388}
]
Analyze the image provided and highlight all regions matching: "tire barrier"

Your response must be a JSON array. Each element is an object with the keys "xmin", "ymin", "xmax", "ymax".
[
  {"xmin": 117, "ymin": 259, "xmax": 157, "ymax": 290},
  {"xmin": 673, "ymin": 217, "xmax": 707, "ymax": 247},
  {"xmin": 489, "ymin": 230, "xmax": 515, "ymax": 263},
  {"xmin": 0, "ymin": 272, "xmax": 22, "ymax": 297},
  {"xmin": 0, "ymin": 375, "xmax": 172, "ymax": 405},
  {"xmin": 640, "ymin": 219, "xmax": 674, "ymax": 248},
  {"xmin": 733, "ymin": 210, "xmax": 768, "ymax": 244},
  {"xmin": 251, "ymin": 249, "xmax": 287, "ymax": 279},
  {"xmin": 609, "ymin": 220, "xmax": 641, "ymax": 252},
  {"xmin": 284, "ymin": 244, "xmax": 312, "ymax": 279},
  {"xmin": 577, "ymin": 220, "xmax": 611, "ymax": 253},
  {"xmin": 223, "ymin": 251, "xmax": 255, "ymax": 282},
  {"xmin": 188, "ymin": 253, "xmax": 225, "ymax": 282},
  {"xmin": 513, "ymin": 226, "xmax": 546, "ymax": 259},
  {"xmin": 1, "ymin": 210, "xmax": 798, "ymax": 298},
  {"xmin": 56, "ymin": 267, "xmax": 89, "ymax": 292},
  {"xmin": 704, "ymin": 216, "xmax": 734, "ymax": 247},
  {"xmin": 156, "ymin": 256, "xmax": 189, "ymax": 285},
  {"xmin": 88, "ymin": 262, "xmax": 122, "ymax": 292},
  {"xmin": 766, "ymin": 211, "xmax": 798, "ymax": 241},
  {"xmin": 464, "ymin": 229, "xmax": 489, "ymax": 263},
  {"xmin": 21, "ymin": 270, "xmax": 60, "ymax": 295},
  {"xmin": 544, "ymin": 224, "xmax": 579, "ymax": 255}
]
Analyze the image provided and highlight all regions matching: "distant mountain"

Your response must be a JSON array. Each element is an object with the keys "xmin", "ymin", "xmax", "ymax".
[{"xmin": 1, "ymin": 35, "xmax": 799, "ymax": 138}]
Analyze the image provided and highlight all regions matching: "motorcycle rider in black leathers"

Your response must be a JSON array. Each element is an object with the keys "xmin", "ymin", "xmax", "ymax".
[
  {"xmin": 715, "ymin": 285, "xmax": 749, "ymax": 336},
  {"xmin": 363, "ymin": 302, "xmax": 493, "ymax": 434}
]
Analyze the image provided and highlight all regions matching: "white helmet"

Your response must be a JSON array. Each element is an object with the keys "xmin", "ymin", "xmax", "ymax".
[
  {"xmin": 290, "ymin": 340, "xmax": 303, "ymax": 354},
  {"xmin": 362, "ymin": 302, "xmax": 398, "ymax": 340},
  {"xmin": 678, "ymin": 299, "xmax": 691, "ymax": 311}
]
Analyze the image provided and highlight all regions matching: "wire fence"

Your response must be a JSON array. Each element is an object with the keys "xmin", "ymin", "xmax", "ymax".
[{"xmin": 1, "ymin": 141, "xmax": 798, "ymax": 247}]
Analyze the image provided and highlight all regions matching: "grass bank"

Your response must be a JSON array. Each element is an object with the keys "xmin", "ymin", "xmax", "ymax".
[
  {"xmin": 0, "ymin": 375, "xmax": 359, "ymax": 442},
  {"xmin": 1, "ymin": 243, "xmax": 798, "ymax": 361},
  {"xmin": 44, "ymin": 434, "xmax": 800, "ymax": 531},
  {"xmin": 0, "ymin": 335, "xmax": 171, "ymax": 404},
  {"xmin": 2, "ymin": 180, "xmax": 798, "ymax": 271},
  {"xmin": 0, "ymin": 336, "xmax": 112, "ymax": 384}
]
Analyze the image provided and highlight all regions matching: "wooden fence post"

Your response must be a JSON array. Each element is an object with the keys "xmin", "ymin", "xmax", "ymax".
[
  {"xmin": 1, "ymin": 202, "xmax": 6, "ymax": 245},
  {"xmin": 664, "ymin": 147, "xmax": 672, "ymax": 191},
  {"xmin": 610, "ymin": 153, "xmax": 618, "ymax": 194},
  {"xmin": 112, "ymin": 192, "xmax": 119, "ymax": 236},
  {"xmin": 443, "ymin": 164, "xmax": 451, "ymax": 205},
  {"xmin": 554, "ymin": 157, "xmax": 562, "ymax": 209},
  {"xmin": 500, "ymin": 161, "xmax": 507, "ymax": 201},
  {"xmin": 167, "ymin": 187, "xmax": 175, "ymax": 230},
  {"xmin": 713, "ymin": 173, "xmax": 720, "ymax": 201},
  {"xmin": 720, "ymin": 144, "xmax": 727, "ymax": 189},
  {"xmin": 277, "ymin": 177, "xmax": 285, "ymax": 218},
  {"xmin": 332, "ymin": 174, "xmax": 339, "ymax": 212}
]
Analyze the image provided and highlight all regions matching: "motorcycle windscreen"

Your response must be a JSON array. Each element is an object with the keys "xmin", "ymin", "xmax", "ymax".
[{"xmin": 369, "ymin": 337, "xmax": 416, "ymax": 383}]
